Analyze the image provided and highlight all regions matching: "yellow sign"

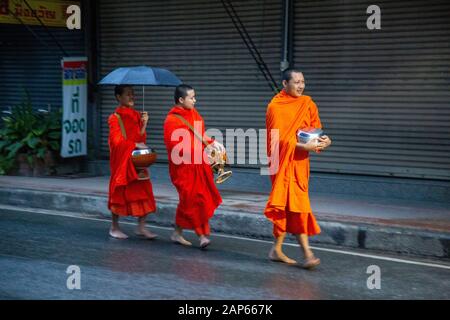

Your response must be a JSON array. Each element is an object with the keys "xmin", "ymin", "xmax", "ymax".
[{"xmin": 0, "ymin": 0, "xmax": 79, "ymax": 27}]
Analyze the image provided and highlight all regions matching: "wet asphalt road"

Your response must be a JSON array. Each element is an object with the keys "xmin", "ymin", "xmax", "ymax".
[{"xmin": 0, "ymin": 208, "xmax": 449, "ymax": 300}]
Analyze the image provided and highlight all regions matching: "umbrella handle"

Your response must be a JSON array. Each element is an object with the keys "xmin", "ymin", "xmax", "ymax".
[{"xmin": 142, "ymin": 86, "xmax": 145, "ymax": 112}]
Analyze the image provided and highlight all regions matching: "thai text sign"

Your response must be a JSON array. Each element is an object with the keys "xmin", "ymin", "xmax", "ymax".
[{"xmin": 61, "ymin": 57, "xmax": 87, "ymax": 158}]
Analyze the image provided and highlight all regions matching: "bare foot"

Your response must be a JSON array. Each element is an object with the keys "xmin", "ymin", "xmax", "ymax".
[
  {"xmin": 135, "ymin": 229, "xmax": 157, "ymax": 240},
  {"xmin": 199, "ymin": 236, "xmax": 211, "ymax": 249},
  {"xmin": 109, "ymin": 227, "xmax": 129, "ymax": 239},
  {"xmin": 171, "ymin": 232, "xmax": 192, "ymax": 246},
  {"xmin": 302, "ymin": 256, "xmax": 320, "ymax": 270},
  {"xmin": 269, "ymin": 248, "xmax": 297, "ymax": 265}
]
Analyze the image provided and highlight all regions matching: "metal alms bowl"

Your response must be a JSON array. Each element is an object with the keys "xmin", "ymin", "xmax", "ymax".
[
  {"xmin": 296, "ymin": 127, "xmax": 324, "ymax": 143},
  {"xmin": 131, "ymin": 148, "xmax": 157, "ymax": 168},
  {"xmin": 205, "ymin": 147, "xmax": 232, "ymax": 184}
]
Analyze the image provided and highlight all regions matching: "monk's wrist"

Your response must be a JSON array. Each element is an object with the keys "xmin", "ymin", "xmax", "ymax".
[
  {"xmin": 296, "ymin": 142, "xmax": 309, "ymax": 152},
  {"xmin": 296, "ymin": 142, "xmax": 306, "ymax": 148}
]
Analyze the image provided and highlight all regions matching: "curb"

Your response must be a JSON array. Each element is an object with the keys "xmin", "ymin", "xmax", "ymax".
[{"xmin": 0, "ymin": 186, "xmax": 449, "ymax": 260}]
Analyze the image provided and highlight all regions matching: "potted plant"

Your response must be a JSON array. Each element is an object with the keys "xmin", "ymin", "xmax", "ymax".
[
  {"xmin": 0, "ymin": 93, "xmax": 62, "ymax": 176},
  {"xmin": 31, "ymin": 108, "xmax": 62, "ymax": 175}
]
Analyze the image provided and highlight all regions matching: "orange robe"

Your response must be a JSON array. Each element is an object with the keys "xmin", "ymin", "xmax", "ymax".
[
  {"xmin": 108, "ymin": 106, "xmax": 156, "ymax": 217},
  {"xmin": 264, "ymin": 90, "xmax": 322, "ymax": 237},
  {"xmin": 163, "ymin": 106, "xmax": 222, "ymax": 236}
]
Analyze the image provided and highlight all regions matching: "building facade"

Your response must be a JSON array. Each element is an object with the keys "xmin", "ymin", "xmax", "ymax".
[{"xmin": 2, "ymin": 0, "xmax": 450, "ymax": 183}]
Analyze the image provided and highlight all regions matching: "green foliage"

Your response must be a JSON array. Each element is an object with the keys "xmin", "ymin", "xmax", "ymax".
[{"xmin": 0, "ymin": 91, "xmax": 62, "ymax": 175}]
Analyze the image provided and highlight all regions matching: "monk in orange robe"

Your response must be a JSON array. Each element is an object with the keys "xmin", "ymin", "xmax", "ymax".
[
  {"xmin": 108, "ymin": 85, "xmax": 157, "ymax": 240},
  {"xmin": 163, "ymin": 84, "xmax": 223, "ymax": 249},
  {"xmin": 264, "ymin": 69, "xmax": 331, "ymax": 269}
]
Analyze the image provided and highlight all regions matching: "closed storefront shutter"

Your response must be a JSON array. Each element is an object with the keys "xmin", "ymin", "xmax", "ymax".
[
  {"xmin": 0, "ymin": 24, "xmax": 85, "ymax": 111},
  {"xmin": 98, "ymin": 0, "xmax": 282, "ymax": 166},
  {"xmin": 294, "ymin": 0, "xmax": 450, "ymax": 180}
]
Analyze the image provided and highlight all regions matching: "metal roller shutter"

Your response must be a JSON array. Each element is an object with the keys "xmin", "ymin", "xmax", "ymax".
[
  {"xmin": 0, "ymin": 24, "xmax": 85, "ymax": 112},
  {"xmin": 98, "ymin": 0, "xmax": 282, "ymax": 165},
  {"xmin": 294, "ymin": 0, "xmax": 450, "ymax": 180}
]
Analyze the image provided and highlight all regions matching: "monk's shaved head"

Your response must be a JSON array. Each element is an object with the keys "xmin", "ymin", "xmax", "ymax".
[
  {"xmin": 282, "ymin": 69, "xmax": 305, "ymax": 97},
  {"xmin": 174, "ymin": 84, "xmax": 194, "ymax": 104},
  {"xmin": 282, "ymin": 68, "xmax": 303, "ymax": 82}
]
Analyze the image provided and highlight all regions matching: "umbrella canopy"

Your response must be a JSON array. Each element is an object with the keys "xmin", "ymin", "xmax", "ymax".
[{"xmin": 98, "ymin": 65, "xmax": 182, "ymax": 86}]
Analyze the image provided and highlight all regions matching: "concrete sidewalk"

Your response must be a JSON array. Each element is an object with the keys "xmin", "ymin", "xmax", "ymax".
[{"xmin": 0, "ymin": 164, "xmax": 449, "ymax": 259}]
